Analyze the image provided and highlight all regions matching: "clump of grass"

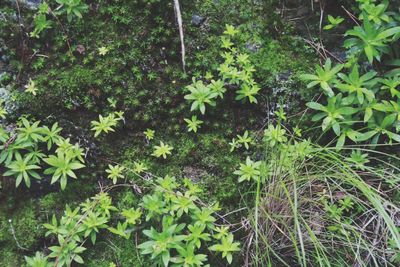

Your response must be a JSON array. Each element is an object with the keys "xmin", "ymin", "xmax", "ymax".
[{"xmin": 242, "ymin": 136, "xmax": 400, "ymax": 266}]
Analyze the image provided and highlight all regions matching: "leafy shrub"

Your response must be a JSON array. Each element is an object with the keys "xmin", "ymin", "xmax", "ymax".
[
  {"xmin": 303, "ymin": 1, "xmax": 400, "ymax": 147},
  {"xmin": 122, "ymin": 176, "xmax": 240, "ymax": 266},
  {"xmin": 184, "ymin": 25, "xmax": 261, "ymax": 119},
  {"xmin": 26, "ymin": 175, "xmax": 241, "ymax": 266},
  {"xmin": 0, "ymin": 118, "xmax": 85, "ymax": 189},
  {"xmin": 25, "ymin": 193, "xmax": 116, "ymax": 266}
]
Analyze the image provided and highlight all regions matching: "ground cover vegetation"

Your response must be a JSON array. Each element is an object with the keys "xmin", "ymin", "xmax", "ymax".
[{"xmin": 0, "ymin": 0, "xmax": 399, "ymax": 266}]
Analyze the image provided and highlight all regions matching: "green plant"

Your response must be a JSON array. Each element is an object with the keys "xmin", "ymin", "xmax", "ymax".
[
  {"xmin": 152, "ymin": 141, "xmax": 173, "ymax": 159},
  {"xmin": 307, "ymin": 94, "xmax": 358, "ymax": 136},
  {"xmin": 183, "ymin": 24, "xmax": 260, "ymax": 117},
  {"xmin": 25, "ymin": 252, "xmax": 53, "ymax": 267},
  {"xmin": 138, "ymin": 219, "xmax": 187, "ymax": 267},
  {"xmin": 239, "ymin": 122, "xmax": 400, "ymax": 266},
  {"xmin": 345, "ymin": 150, "xmax": 370, "ymax": 170},
  {"xmin": 24, "ymin": 79, "xmax": 39, "ymax": 96},
  {"xmin": 0, "ymin": 118, "xmax": 85, "ymax": 190},
  {"xmin": 43, "ymin": 150, "xmax": 85, "ymax": 190},
  {"xmin": 55, "ymin": 0, "xmax": 88, "ymax": 22},
  {"xmin": 344, "ymin": 13, "xmax": 400, "ymax": 63},
  {"xmin": 3, "ymin": 153, "xmax": 41, "ymax": 187},
  {"xmin": 184, "ymin": 79, "xmax": 218, "ymax": 115},
  {"xmin": 358, "ymin": 113, "xmax": 400, "ymax": 143},
  {"xmin": 300, "ymin": 59, "xmax": 343, "ymax": 97},
  {"xmin": 305, "ymin": 9, "xmax": 400, "ymax": 146},
  {"xmin": 105, "ymin": 164, "xmax": 125, "ymax": 184},
  {"xmin": 186, "ymin": 223, "xmax": 211, "ymax": 248},
  {"xmin": 274, "ymin": 106, "xmax": 287, "ymax": 122},
  {"xmin": 18, "ymin": 118, "xmax": 44, "ymax": 143},
  {"xmin": 171, "ymin": 191, "xmax": 198, "ymax": 218},
  {"xmin": 263, "ymin": 124, "xmax": 288, "ymax": 147},
  {"xmin": 30, "ymin": 3, "xmax": 52, "ymax": 38},
  {"xmin": 324, "ymin": 15, "xmax": 344, "ymax": 30},
  {"xmin": 42, "ymin": 123, "xmax": 62, "ymax": 150},
  {"xmin": 82, "ymin": 211, "xmax": 109, "ymax": 244},
  {"xmin": 91, "ymin": 112, "xmax": 124, "ymax": 137},
  {"xmin": 108, "ymin": 221, "xmax": 131, "ymax": 239},
  {"xmin": 144, "ymin": 129, "xmax": 155, "ymax": 141},
  {"xmin": 234, "ymin": 156, "xmax": 262, "ymax": 183},
  {"xmin": 209, "ymin": 233, "xmax": 240, "ymax": 264},
  {"xmin": 336, "ymin": 66, "xmax": 377, "ymax": 105},
  {"xmin": 134, "ymin": 176, "xmax": 240, "ymax": 266},
  {"xmin": 31, "ymin": 14, "xmax": 52, "ymax": 39},
  {"xmin": 235, "ymin": 82, "xmax": 261, "ymax": 103},
  {"xmin": 0, "ymin": 134, "xmax": 31, "ymax": 165},
  {"xmin": 133, "ymin": 161, "xmax": 148, "ymax": 174},
  {"xmin": 359, "ymin": 0, "xmax": 391, "ymax": 25},
  {"xmin": 213, "ymin": 225, "xmax": 230, "ymax": 240},
  {"xmin": 236, "ymin": 130, "xmax": 253, "ymax": 150},
  {"xmin": 141, "ymin": 194, "xmax": 165, "ymax": 221},
  {"xmin": 122, "ymin": 208, "xmax": 142, "ymax": 225},
  {"xmin": 184, "ymin": 115, "xmax": 203, "ymax": 133},
  {"xmin": 209, "ymin": 79, "xmax": 226, "ymax": 99},
  {"xmin": 32, "ymin": 193, "xmax": 115, "ymax": 266},
  {"xmin": 0, "ymin": 100, "xmax": 7, "ymax": 119},
  {"xmin": 98, "ymin": 46, "xmax": 110, "ymax": 56},
  {"xmin": 380, "ymin": 76, "xmax": 400, "ymax": 98},
  {"xmin": 173, "ymin": 245, "xmax": 208, "ymax": 267},
  {"xmin": 229, "ymin": 138, "xmax": 240, "ymax": 152},
  {"xmin": 223, "ymin": 24, "xmax": 240, "ymax": 36}
]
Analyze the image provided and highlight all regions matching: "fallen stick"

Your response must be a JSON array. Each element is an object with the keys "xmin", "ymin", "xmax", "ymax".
[{"xmin": 173, "ymin": 0, "xmax": 186, "ymax": 72}]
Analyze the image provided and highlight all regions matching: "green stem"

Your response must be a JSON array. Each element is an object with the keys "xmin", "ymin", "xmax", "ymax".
[{"xmin": 255, "ymin": 176, "xmax": 261, "ymax": 267}]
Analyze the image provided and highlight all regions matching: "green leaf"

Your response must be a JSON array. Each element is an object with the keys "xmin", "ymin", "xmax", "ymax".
[
  {"xmin": 364, "ymin": 107, "xmax": 373, "ymax": 122},
  {"xmin": 307, "ymin": 102, "xmax": 326, "ymax": 111},
  {"xmin": 382, "ymin": 114, "xmax": 396, "ymax": 129}
]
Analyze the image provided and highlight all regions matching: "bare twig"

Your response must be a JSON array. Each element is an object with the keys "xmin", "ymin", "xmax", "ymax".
[
  {"xmin": 0, "ymin": 11, "xmax": 7, "ymax": 21},
  {"xmin": 173, "ymin": 0, "xmax": 186, "ymax": 72},
  {"xmin": 14, "ymin": 0, "xmax": 26, "ymax": 81},
  {"xmin": 302, "ymin": 37, "xmax": 345, "ymax": 64},
  {"xmin": 341, "ymin": 5, "xmax": 360, "ymax": 26},
  {"xmin": 8, "ymin": 219, "xmax": 28, "ymax": 251},
  {"xmin": 49, "ymin": 8, "xmax": 72, "ymax": 52}
]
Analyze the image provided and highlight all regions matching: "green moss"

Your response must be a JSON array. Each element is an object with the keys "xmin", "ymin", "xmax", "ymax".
[
  {"xmin": 0, "ymin": 199, "xmax": 43, "ymax": 259},
  {"xmin": 116, "ymin": 131, "xmax": 241, "ymax": 210},
  {"xmin": 252, "ymin": 39, "xmax": 315, "ymax": 87},
  {"xmin": 84, "ymin": 232, "xmax": 148, "ymax": 267},
  {"xmin": 114, "ymin": 189, "xmax": 140, "ymax": 210},
  {"xmin": 0, "ymin": 247, "xmax": 20, "ymax": 267}
]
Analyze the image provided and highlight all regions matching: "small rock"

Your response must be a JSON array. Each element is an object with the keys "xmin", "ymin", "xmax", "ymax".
[
  {"xmin": 76, "ymin": 44, "xmax": 86, "ymax": 55},
  {"xmin": 0, "ymin": 86, "xmax": 18, "ymax": 115},
  {"xmin": 285, "ymin": 0, "xmax": 301, "ymax": 7},
  {"xmin": 25, "ymin": 0, "xmax": 42, "ymax": 9},
  {"xmin": 276, "ymin": 71, "xmax": 292, "ymax": 82},
  {"xmin": 1, "ymin": 55, "xmax": 9, "ymax": 63},
  {"xmin": 183, "ymin": 166, "xmax": 208, "ymax": 183},
  {"xmin": 296, "ymin": 6, "xmax": 310, "ymax": 17},
  {"xmin": 245, "ymin": 42, "xmax": 260, "ymax": 53},
  {"xmin": 331, "ymin": 51, "xmax": 347, "ymax": 63},
  {"xmin": 191, "ymin": 15, "xmax": 206, "ymax": 27},
  {"xmin": 7, "ymin": 0, "xmax": 41, "ymax": 10}
]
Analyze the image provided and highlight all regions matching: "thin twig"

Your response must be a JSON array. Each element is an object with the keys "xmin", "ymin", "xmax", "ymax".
[
  {"xmin": 173, "ymin": 0, "xmax": 186, "ymax": 72},
  {"xmin": 341, "ymin": 5, "xmax": 360, "ymax": 26},
  {"xmin": 14, "ymin": 0, "xmax": 26, "ymax": 82},
  {"xmin": 49, "ymin": 8, "xmax": 72, "ymax": 52},
  {"xmin": 8, "ymin": 219, "xmax": 28, "ymax": 251}
]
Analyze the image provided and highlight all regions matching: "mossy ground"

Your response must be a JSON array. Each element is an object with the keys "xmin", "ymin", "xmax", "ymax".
[{"xmin": 0, "ymin": 0, "xmax": 316, "ymax": 265}]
